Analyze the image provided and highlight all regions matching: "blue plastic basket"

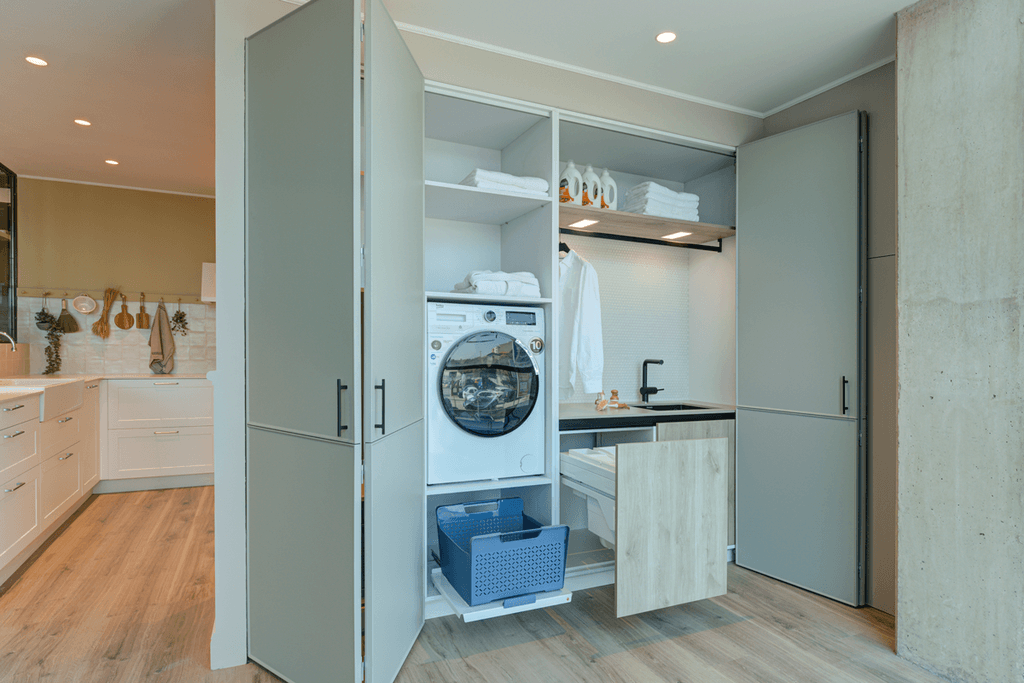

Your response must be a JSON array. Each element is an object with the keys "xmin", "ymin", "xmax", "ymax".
[{"xmin": 436, "ymin": 498, "xmax": 569, "ymax": 606}]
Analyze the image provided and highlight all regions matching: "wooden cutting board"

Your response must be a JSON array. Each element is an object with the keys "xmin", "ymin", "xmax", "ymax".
[{"xmin": 114, "ymin": 294, "xmax": 134, "ymax": 330}]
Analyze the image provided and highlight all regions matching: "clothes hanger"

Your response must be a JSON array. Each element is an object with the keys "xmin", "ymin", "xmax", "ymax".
[{"xmin": 558, "ymin": 241, "xmax": 571, "ymax": 254}]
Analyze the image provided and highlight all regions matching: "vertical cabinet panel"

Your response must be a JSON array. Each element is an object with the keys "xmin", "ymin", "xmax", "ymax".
[
  {"xmin": 363, "ymin": 0, "xmax": 425, "ymax": 441},
  {"xmin": 248, "ymin": 428, "xmax": 360, "ymax": 683},
  {"xmin": 246, "ymin": 0, "xmax": 362, "ymax": 444},
  {"xmin": 615, "ymin": 438, "xmax": 728, "ymax": 618},
  {"xmin": 736, "ymin": 111, "xmax": 863, "ymax": 416},
  {"xmin": 80, "ymin": 383, "xmax": 100, "ymax": 489},
  {"xmin": 0, "ymin": 466, "xmax": 39, "ymax": 568}
]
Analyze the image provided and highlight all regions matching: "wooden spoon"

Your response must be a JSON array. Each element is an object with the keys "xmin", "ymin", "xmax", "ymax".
[
  {"xmin": 114, "ymin": 294, "xmax": 135, "ymax": 330},
  {"xmin": 137, "ymin": 293, "xmax": 151, "ymax": 329}
]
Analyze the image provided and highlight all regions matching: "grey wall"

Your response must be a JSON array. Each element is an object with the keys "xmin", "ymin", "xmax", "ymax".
[
  {"xmin": 896, "ymin": 0, "xmax": 1024, "ymax": 681},
  {"xmin": 762, "ymin": 62, "xmax": 897, "ymax": 615}
]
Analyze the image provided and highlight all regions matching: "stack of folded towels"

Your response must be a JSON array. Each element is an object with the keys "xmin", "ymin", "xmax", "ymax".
[
  {"xmin": 459, "ymin": 169, "xmax": 549, "ymax": 199},
  {"xmin": 621, "ymin": 181, "xmax": 699, "ymax": 221},
  {"xmin": 453, "ymin": 270, "xmax": 541, "ymax": 298}
]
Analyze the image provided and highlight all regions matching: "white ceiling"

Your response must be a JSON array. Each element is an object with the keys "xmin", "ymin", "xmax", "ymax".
[{"xmin": 0, "ymin": 0, "xmax": 909, "ymax": 197}]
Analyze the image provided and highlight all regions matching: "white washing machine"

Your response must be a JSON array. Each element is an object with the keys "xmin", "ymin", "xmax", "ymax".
[{"xmin": 427, "ymin": 302, "xmax": 546, "ymax": 485}]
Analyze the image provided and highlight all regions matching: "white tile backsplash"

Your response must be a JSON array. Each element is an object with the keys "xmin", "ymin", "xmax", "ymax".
[{"xmin": 17, "ymin": 297, "xmax": 216, "ymax": 376}]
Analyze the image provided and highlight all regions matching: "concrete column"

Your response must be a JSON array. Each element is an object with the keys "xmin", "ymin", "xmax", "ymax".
[{"xmin": 896, "ymin": 0, "xmax": 1024, "ymax": 681}]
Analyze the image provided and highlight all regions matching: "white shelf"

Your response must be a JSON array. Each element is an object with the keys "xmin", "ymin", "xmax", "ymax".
[
  {"xmin": 426, "ymin": 475, "xmax": 552, "ymax": 496},
  {"xmin": 425, "ymin": 181, "xmax": 551, "ymax": 225},
  {"xmin": 425, "ymin": 291, "xmax": 551, "ymax": 306},
  {"xmin": 431, "ymin": 568, "xmax": 571, "ymax": 623}
]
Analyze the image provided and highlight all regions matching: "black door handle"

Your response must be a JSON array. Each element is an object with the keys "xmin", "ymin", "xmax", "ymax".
[
  {"xmin": 374, "ymin": 379, "xmax": 386, "ymax": 435},
  {"xmin": 842, "ymin": 376, "xmax": 849, "ymax": 415},
  {"xmin": 337, "ymin": 381, "xmax": 349, "ymax": 436}
]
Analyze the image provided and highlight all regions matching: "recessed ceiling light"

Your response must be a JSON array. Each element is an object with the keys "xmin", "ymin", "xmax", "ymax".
[
  {"xmin": 662, "ymin": 231, "xmax": 692, "ymax": 240},
  {"xmin": 655, "ymin": 32, "xmax": 676, "ymax": 44},
  {"xmin": 105, "ymin": 159, "xmax": 119, "ymax": 165},
  {"xmin": 569, "ymin": 219, "xmax": 599, "ymax": 229},
  {"xmin": 74, "ymin": 119, "xmax": 91, "ymax": 126},
  {"xmin": 25, "ymin": 56, "xmax": 48, "ymax": 66}
]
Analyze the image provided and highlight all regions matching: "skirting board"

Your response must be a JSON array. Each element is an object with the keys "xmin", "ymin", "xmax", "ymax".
[{"xmin": 93, "ymin": 473, "xmax": 214, "ymax": 494}]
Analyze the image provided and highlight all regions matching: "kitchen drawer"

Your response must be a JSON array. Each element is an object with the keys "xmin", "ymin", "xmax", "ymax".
[
  {"xmin": 41, "ymin": 448, "xmax": 81, "ymax": 524},
  {"xmin": 108, "ymin": 426, "xmax": 213, "ymax": 479},
  {"xmin": 0, "ymin": 419, "xmax": 40, "ymax": 483},
  {"xmin": 0, "ymin": 465, "xmax": 40, "ymax": 569},
  {"xmin": 107, "ymin": 380, "xmax": 213, "ymax": 429},
  {"xmin": 42, "ymin": 409, "xmax": 80, "ymax": 455},
  {"xmin": 0, "ymin": 396, "xmax": 40, "ymax": 432}
]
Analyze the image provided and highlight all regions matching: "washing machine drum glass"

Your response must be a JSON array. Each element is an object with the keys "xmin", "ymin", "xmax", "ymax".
[{"xmin": 439, "ymin": 330, "xmax": 539, "ymax": 437}]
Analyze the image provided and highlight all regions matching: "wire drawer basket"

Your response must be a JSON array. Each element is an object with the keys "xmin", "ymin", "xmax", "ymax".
[{"xmin": 436, "ymin": 498, "xmax": 569, "ymax": 606}]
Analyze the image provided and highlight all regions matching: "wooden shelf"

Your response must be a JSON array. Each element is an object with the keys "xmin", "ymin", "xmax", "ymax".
[
  {"xmin": 425, "ymin": 291, "xmax": 551, "ymax": 306},
  {"xmin": 559, "ymin": 204, "xmax": 734, "ymax": 248},
  {"xmin": 425, "ymin": 181, "xmax": 550, "ymax": 225}
]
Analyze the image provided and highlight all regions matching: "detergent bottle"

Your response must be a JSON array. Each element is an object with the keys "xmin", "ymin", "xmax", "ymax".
[{"xmin": 559, "ymin": 160, "xmax": 583, "ymax": 204}]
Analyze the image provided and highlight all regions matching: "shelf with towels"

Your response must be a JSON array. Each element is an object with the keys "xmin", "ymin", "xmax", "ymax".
[
  {"xmin": 425, "ymin": 291, "xmax": 551, "ymax": 306},
  {"xmin": 425, "ymin": 181, "xmax": 551, "ymax": 225},
  {"xmin": 558, "ymin": 204, "xmax": 735, "ymax": 252}
]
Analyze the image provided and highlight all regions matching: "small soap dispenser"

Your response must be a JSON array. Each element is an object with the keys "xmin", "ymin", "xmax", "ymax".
[
  {"xmin": 581, "ymin": 165, "xmax": 601, "ymax": 207},
  {"xmin": 599, "ymin": 169, "xmax": 618, "ymax": 210},
  {"xmin": 559, "ymin": 161, "xmax": 583, "ymax": 205}
]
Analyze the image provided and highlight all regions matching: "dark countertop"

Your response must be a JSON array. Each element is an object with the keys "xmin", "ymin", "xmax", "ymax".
[{"xmin": 559, "ymin": 399, "xmax": 735, "ymax": 432}]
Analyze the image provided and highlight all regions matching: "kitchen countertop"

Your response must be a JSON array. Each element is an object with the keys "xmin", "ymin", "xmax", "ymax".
[
  {"xmin": 559, "ymin": 399, "xmax": 735, "ymax": 431},
  {"xmin": 4, "ymin": 373, "xmax": 210, "ymax": 382}
]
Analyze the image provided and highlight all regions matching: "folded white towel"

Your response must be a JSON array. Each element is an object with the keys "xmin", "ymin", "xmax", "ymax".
[
  {"xmin": 463, "ymin": 179, "xmax": 549, "ymax": 199},
  {"xmin": 626, "ymin": 181, "xmax": 699, "ymax": 204},
  {"xmin": 459, "ymin": 270, "xmax": 540, "ymax": 286},
  {"xmin": 622, "ymin": 196, "xmax": 699, "ymax": 212},
  {"xmin": 622, "ymin": 204, "xmax": 699, "ymax": 222},
  {"xmin": 453, "ymin": 280, "xmax": 542, "ymax": 297},
  {"xmin": 459, "ymin": 169, "xmax": 549, "ymax": 194}
]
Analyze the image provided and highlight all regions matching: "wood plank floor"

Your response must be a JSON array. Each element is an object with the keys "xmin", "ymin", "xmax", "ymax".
[
  {"xmin": 1, "ymin": 487, "xmax": 948, "ymax": 683},
  {"xmin": 0, "ymin": 487, "xmax": 282, "ymax": 683}
]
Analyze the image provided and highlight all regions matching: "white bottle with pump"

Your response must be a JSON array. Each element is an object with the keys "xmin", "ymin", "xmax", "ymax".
[
  {"xmin": 581, "ymin": 165, "xmax": 601, "ymax": 207},
  {"xmin": 599, "ymin": 169, "xmax": 618, "ymax": 210},
  {"xmin": 559, "ymin": 160, "xmax": 584, "ymax": 205}
]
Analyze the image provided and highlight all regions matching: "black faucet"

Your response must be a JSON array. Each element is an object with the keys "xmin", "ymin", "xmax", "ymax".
[{"xmin": 640, "ymin": 359, "xmax": 664, "ymax": 403}]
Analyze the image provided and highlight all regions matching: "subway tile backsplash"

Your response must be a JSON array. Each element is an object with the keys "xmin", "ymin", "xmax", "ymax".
[{"xmin": 13, "ymin": 297, "xmax": 216, "ymax": 376}]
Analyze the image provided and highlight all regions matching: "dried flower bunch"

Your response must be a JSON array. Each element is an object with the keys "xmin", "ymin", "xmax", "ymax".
[
  {"xmin": 36, "ymin": 309, "xmax": 64, "ymax": 375},
  {"xmin": 170, "ymin": 310, "xmax": 189, "ymax": 336}
]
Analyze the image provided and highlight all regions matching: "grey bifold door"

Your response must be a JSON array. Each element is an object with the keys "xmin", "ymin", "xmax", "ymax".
[
  {"xmin": 735, "ymin": 111, "xmax": 866, "ymax": 605},
  {"xmin": 246, "ymin": 0, "xmax": 425, "ymax": 681}
]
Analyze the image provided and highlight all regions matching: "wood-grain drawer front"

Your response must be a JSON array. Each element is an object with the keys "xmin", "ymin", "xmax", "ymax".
[
  {"xmin": 0, "ymin": 397, "xmax": 40, "ymax": 432},
  {"xmin": 0, "ymin": 466, "xmax": 40, "ymax": 567},
  {"xmin": 109, "ymin": 426, "xmax": 213, "ymax": 478},
  {"xmin": 42, "ymin": 409, "xmax": 81, "ymax": 455},
  {"xmin": 41, "ymin": 448, "xmax": 80, "ymax": 523},
  {"xmin": 0, "ymin": 420, "xmax": 40, "ymax": 483},
  {"xmin": 107, "ymin": 380, "xmax": 213, "ymax": 429}
]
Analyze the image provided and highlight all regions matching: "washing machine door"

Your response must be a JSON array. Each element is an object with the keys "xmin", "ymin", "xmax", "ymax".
[{"xmin": 439, "ymin": 330, "xmax": 539, "ymax": 437}]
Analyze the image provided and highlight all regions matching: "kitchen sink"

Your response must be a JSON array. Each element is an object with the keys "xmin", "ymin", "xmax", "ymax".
[
  {"xmin": 0, "ymin": 378, "xmax": 85, "ymax": 421},
  {"xmin": 631, "ymin": 403, "xmax": 706, "ymax": 411}
]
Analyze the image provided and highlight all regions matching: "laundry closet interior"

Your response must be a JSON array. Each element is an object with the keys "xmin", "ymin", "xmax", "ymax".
[{"xmin": 243, "ymin": 0, "xmax": 866, "ymax": 681}]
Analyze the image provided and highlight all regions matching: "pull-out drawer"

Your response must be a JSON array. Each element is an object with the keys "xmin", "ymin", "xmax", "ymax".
[
  {"xmin": 108, "ymin": 426, "xmax": 214, "ymax": 479},
  {"xmin": 0, "ymin": 465, "xmax": 40, "ymax": 568},
  {"xmin": 0, "ymin": 420, "xmax": 39, "ymax": 483},
  {"xmin": 41, "ymin": 448, "xmax": 81, "ymax": 524},
  {"xmin": 42, "ymin": 409, "xmax": 80, "ymax": 455},
  {"xmin": 0, "ymin": 396, "xmax": 40, "ymax": 432},
  {"xmin": 107, "ymin": 380, "xmax": 213, "ymax": 429}
]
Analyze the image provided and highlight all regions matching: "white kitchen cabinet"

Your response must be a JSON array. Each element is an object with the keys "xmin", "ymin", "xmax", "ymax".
[
  {"xmin": 104, "ymin": 379, "xmax": 214, "ymax": 480},
  {"xmin": 0, "ymin": 406, "xmax": 39, "ymax": 483},
  {"xmin": 0, "ymin": 395, "xmax": 39, "ymax": 431},
  {"xmin": 80, "ymin": 381, "xmax": 100, "ymax": 490},
  {"xmin": 0, "ymin": 465, "xmax": 40, "ymax": 570},
  {"xmin": 40, "ymin": 446, "xmax": 80, "ymax": 524},
  {"xmin": 41, "ymin": 408, "xmax": 79, "ymax": 456}
]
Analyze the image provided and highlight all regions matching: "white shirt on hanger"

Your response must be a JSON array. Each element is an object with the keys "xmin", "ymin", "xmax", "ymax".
[{"xmin": 558, "ymin": 249, "xmax": 603, "ymax": 399}]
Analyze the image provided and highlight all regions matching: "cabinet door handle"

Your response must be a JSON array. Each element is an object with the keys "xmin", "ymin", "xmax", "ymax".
[
  {"xmin": 58, "ymin": 416, "xmax": 74, "ymax": 423},
  {"xmin": 154, "ymin": 381, "xmax": 179, "ymax": 386},
  {"xmin": 154, "ymin": 430, "xmax": 180, "ymax": 435},
  {"xmin": 374, "ymin": 379, "xmax": 386, "ymax": 435},
  {"xmin": 841, "ymin": 376, "xmax": 849, "ymax": 415},
  {"xmin": 4, "ymin": 482, "xmax": 26, "ymax": 493},
  {"xmin": 2, "ymin": 404, "xmax": 25, "ymax": 412},
  {"xmin": 59, "ymin": 452, "xmax": 74, "ymax": 461},
  {"xmin": 3, "ymin": 430, "xmax": 25, "ymax": 439},
  {"xmin": 337, "ymin": 381, "xmax": 349, "ymax": 435},
  {"xmin": 87, "ymin": 384, "xmax": 99, "ymax": 389}
]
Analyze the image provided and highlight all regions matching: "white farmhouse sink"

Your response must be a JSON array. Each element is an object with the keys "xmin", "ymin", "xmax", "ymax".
[{"xmin": 0, "ymin": 378, "xmax": 85, "ymax": 421}]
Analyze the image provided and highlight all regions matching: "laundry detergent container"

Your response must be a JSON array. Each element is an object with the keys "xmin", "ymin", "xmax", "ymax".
[
  {"xmin": 436, "ymin": 498, "xmax": 569, "ymax": 606},
  {"xmin": 560, "ymin": 448, "xmax": 617, "ymax": 548}
]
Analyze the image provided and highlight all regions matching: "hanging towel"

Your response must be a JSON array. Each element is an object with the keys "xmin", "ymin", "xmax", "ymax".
[
  {"xmin": 459, "ymin": 169, "xmax": 549, "ymax": 194},
  {"xmin": 149, "ymin": 302, "xmax": 175, "ymax": 375},
  {"xmin": 559, "ymin": 250, "xmax": 603, "ymax": 399}
]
